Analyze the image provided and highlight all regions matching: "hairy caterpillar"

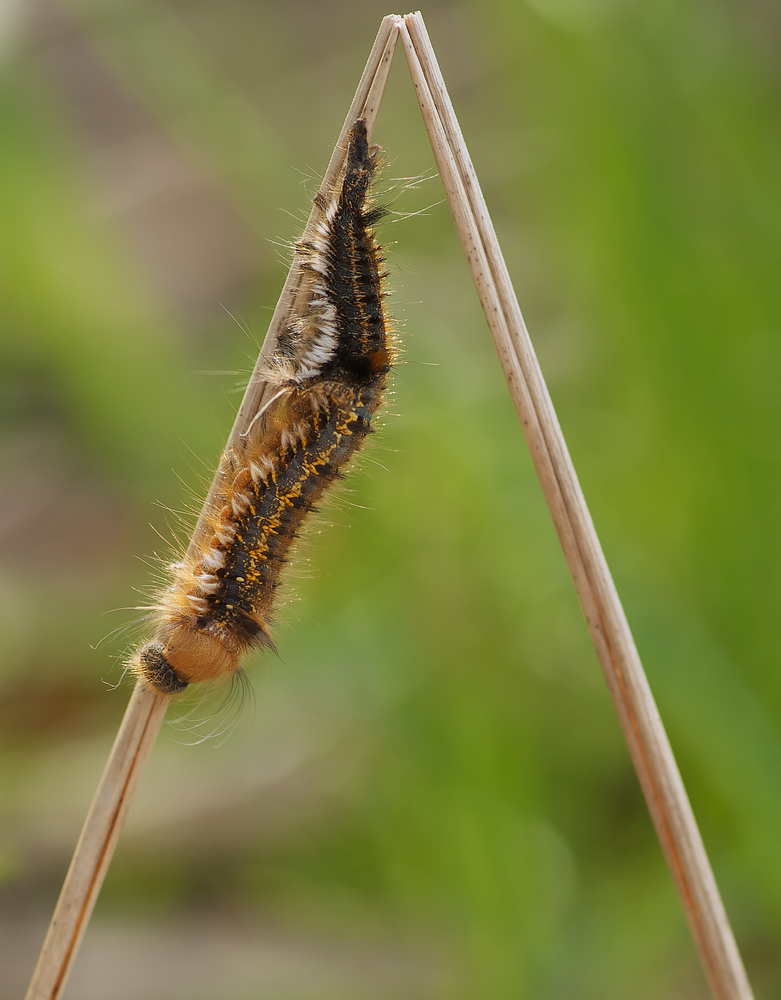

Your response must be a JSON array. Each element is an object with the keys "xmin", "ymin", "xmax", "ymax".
[{"xmin": 132, "ymin": 118, "xmax": 392, "ymax": 695}]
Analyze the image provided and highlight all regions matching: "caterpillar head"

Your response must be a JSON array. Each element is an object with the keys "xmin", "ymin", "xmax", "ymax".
[{"xmin": 133, "ymin": 623, "xmax": 241, "ymax": 694}]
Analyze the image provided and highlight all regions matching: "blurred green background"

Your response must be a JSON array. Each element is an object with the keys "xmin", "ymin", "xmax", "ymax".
[{"xmin": 1, "ymin": 1, "xmax": 780, "ymax": 997}]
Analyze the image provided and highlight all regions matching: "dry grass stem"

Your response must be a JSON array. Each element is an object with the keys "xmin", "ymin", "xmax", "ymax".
[
  {"xmin": 399, "ymin": 11, "xmax": 753, "ymax": 1000},
  {"xmin": 25, "ymin": 685, "xmax": 168, "ymax": 1000},
  {"xmin": 25, "ymin": 19, "xmax": 399, "ymax": 1000}
]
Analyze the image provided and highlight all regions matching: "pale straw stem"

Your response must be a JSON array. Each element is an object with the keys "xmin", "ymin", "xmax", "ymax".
[
  {"xmin": 398, "ymin": 11, "xmax": 753, "ymax": 1000},
  {"xmin": 25, "ymin": 685, "xmax": 168, "ymax": 1000},
  {"xmin": 25, "ymin": 19, "xmax": 400, "ymax": 1000}
]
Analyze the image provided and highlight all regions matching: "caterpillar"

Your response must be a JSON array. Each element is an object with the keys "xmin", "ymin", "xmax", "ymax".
[{"xmin": 131, "ymin": 118, "xmax": 392, "ymax": 695}]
